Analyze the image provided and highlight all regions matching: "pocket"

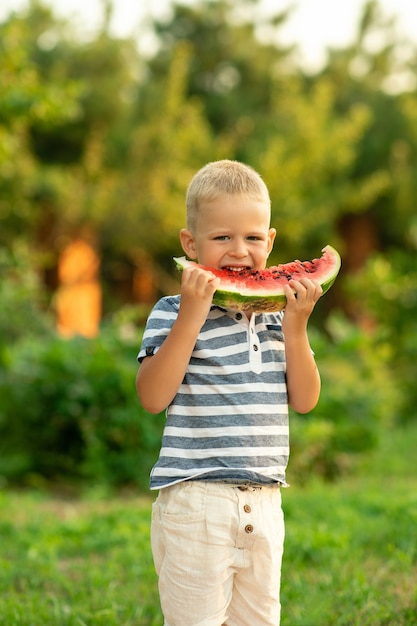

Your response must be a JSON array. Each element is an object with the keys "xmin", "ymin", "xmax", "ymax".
[
  {"xmin": 151, "ymin": 483, "xmax": 208, "ymax": 573},
  {"xmin": 162, "ymin": 481, "xmax": 207, "ymax": 524}
]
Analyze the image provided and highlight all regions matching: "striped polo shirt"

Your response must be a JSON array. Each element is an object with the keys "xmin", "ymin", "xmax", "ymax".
[{"xmin": 138, "ymin": 295, "xmax": 289, "ymax": 490}]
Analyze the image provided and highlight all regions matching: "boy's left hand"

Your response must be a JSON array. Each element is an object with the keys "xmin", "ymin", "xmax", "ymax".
[{"xmin": 282, "ymin": 278, "xmax": 322, "ymax": 333}]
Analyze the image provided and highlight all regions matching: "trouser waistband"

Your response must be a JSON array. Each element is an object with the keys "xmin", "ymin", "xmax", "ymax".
[{"xmin": 232, "ymin": 483, "xmax": 281, "ymax": 491}]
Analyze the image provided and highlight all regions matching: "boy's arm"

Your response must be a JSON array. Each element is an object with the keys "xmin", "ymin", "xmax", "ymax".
[
  {"xmin": 136, "ymin": 266, "xmax": 219, "ymax": 414},
  {"xmin": 282, "ymin": 278, "xmax": 322, "ymax": 414}
]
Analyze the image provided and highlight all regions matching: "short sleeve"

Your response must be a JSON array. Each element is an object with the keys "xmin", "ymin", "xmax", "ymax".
[{"xmin": 137, "ymin": 296, "xmax": 180, "ymax": 363}]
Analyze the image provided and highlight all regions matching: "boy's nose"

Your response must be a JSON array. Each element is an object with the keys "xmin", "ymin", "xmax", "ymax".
[{"xmin": 230, "ymin": 239, "xmax": 248, "ymax": 257}]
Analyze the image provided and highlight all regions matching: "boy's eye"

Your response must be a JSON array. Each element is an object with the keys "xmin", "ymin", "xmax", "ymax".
[{"xmin": 213, "ymin": 235, "xmax": 263, "ymax": 242}]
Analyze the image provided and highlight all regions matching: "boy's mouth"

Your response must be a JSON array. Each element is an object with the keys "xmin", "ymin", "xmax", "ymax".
[{"xmin": 222, "ymin": 266, "xmax": 251, "ymax": 272}]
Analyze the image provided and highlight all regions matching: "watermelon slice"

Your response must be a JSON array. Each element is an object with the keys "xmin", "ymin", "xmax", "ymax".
[{"xmin": 174, "ymin": 245, "xmax": 341, "ymax": 312}]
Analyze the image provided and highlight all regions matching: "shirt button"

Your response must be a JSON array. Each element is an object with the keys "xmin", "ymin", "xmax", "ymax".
[
  {"xmin": 245, "ymin": 524, "xmax": 254, "ymax": 534},
  {"xmin": 235, "ymin": 312, "xmax": 242, "ymax": 320},
  {"xmin": 243, "ymin": 504, "xmax": 251, "ymax": 513},
  {"xmin": 253, "ymin": 344, "xmax": 259, "ymax": 351}
]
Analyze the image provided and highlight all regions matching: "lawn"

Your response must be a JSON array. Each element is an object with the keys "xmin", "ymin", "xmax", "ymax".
[{"xmin": 1, "ymin": 424, "xmax": 416, "ymax": 626}]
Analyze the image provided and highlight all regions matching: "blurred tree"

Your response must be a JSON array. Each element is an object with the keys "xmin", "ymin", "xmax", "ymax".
[
  {"xmin": 1, "ymin": 0, "xmax": 416, "ymax": 328},
  {"xmin": 102, "ymin": 43, "xmax": 217, "ymax": 258},
  {"xmin": 316, "ymin": 0, "xmax": 417, "ymax": 261},
  {"xmin": 314, "ymin": 0, "xmax": 417, "ymax": 420},
  {"xmin": 0, "ymin": 6, "xmax": 82, "ymax": 248},
  {"xmin": 0, "ymin": 242, "xmax": 54, "ymax": 356},
  {"xmin": 142, "ymin": 0, "xmax": 394, "ymax": 326},
  {"xmin": 254, "ymin": 78, "xmax": 387, "ymax": 263},
  {"xmin": 148, "ymin": 0, "xmax": 296, "ymax": 135},
  {"xmin": 0, "ymin": 2, "xmax": 141, "ymax": 305}
]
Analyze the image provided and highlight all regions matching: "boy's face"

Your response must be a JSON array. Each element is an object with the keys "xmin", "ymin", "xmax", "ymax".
[{"xmin": 180, "ymin": 193, "xmax": 276, "ymax": 270}]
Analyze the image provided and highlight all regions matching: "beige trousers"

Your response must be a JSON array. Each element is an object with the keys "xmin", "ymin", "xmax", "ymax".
[{"xmin": 151, "ymin": 480, "xmax": 284, "ymax": 626}]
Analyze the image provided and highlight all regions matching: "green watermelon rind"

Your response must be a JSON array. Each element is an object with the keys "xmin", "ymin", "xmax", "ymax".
[
  {"xmin": 211, "ymin": 290, "xmax": 286, "ymax": 312},
  {"xmin": 174, "ymin": 245, "xmax": 341, "ymax": 312},
  {"xmin": 211, "ymin": 272, "xmax": 338, "ymax": 312}
]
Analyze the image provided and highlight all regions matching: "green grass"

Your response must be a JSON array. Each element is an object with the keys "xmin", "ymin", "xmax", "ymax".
[
  {"xmin": 1, "ymin": 425, "xmax": 416, "ymax": 625},
  {"xmin": 0, "ymin": 491, "xmax": 160, "ymax": 625},
  {"xmin": 281, "ymin": 423, "xmax": 417, "ymax": 626}
]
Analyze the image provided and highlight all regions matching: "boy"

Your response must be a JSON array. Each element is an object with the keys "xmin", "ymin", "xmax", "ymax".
[{"xmin": 136, "ymin": 159, "xmax": 322, "ymax": 626}]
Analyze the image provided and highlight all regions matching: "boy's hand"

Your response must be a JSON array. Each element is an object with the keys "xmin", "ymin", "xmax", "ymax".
[
  {"xmin": 136, "ymin": 266, "xmax": 220, "ymax": 414},
  {"xmin": 178, "ymin": 266, "xmax": 220, "ymax": 328},
  {"xmin": 282, "ymin": 278, "xmax": 322, "ymax": 334}
]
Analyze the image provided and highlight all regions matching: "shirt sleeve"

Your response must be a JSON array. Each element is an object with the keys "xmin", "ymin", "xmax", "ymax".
[{"xmin": 137, "ymin": 296, "xmax": 180, "ymax": 363}]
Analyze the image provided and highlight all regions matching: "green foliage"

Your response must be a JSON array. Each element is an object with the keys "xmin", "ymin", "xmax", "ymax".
[
  {"xmin": 346, "ymin": 249, "xmax": 417, "ymax": 422},
  {"xmin": 149, "ymin": 0, "xmax": 294, "ymax": 134},
  {"xmin": 289, "ymin": 312, "xmax": 399, "ymax": 481},
  {"xmin": 0, "ymin": 13, "xmax": 82, "ymax": 127},
  {"xmin": 0, "ymin": 242, "xmax": 54, "ymax": 352},
  {"xmin": 0, "ymin": 322, "xmax": 164, "ymax": 489},
  {"xmin": 2, "ymin": 0, "xmax": 417, "ymax": 285},
  {"xmin": 0, "ymin": 237, "xmax": 163, "ymax": 492},
  {"xmin": 256, "ymin": 78, "xmax": 388, "ymax": 261},
  {"xmin": 104, "ymin": 42, "xmax": 218, "ymax": 259},
  {"xmin": 0, "ymin": 9, "xmax": 83, "ymax": 246}
]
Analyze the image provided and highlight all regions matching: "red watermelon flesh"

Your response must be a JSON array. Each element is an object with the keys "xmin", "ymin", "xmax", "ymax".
[{"xmin": 174, "ymin": 245, "xmax": 341, "ymax": 312}]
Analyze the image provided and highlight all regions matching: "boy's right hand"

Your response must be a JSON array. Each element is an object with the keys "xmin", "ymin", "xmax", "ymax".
[
  {"xmin": 178, "ymin": 266, "xmax": 220, "ymax": 329},
  {"xmin": 136, "ymin": 265, "xmax": 220, "ymax": 414}
]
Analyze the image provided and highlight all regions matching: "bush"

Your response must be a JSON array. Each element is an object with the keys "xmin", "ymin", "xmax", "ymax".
[
  {"xmin": 0, "ymin": 242, "xmax": 54, "ymax": 355},
  {"xmin": 0, "ymin": 326, "xmax": 164, "ymax": 490},
  {"xmin": 0, "ymin": 249, "xmax": 163, "ymax": 490},
  {"xmin": 288, "ymin": 313, "xmax": 400, "ymax": 482},
  {"xmin": 345, "ymin": 250, "xmax": 417, "ymax": 422}
]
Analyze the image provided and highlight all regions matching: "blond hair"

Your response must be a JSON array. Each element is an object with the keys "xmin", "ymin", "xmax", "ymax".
[{"xmin": 185, "ymin": 159, "xmax": 270, "ymax": 231}]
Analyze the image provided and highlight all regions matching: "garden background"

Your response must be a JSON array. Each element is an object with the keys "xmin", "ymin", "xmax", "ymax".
[{"xmin": 0, "ymin": 0, "xmax": 416, "ymax": 624}]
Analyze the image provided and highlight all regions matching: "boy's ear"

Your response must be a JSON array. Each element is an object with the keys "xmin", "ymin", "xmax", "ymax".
[
  {"xmin": 267, "ymin": 228, "xmax": 276, "ymax": 256},
  {"xmin": 180, "ymin": 229, "xmax": 198, "ymax": 260}
]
